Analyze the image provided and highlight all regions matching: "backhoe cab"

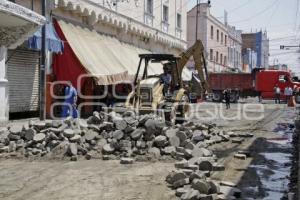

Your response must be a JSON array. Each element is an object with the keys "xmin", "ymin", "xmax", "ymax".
[{"xmin": 125, "ymin": 54, "xmax": 190, "ymax": 124}]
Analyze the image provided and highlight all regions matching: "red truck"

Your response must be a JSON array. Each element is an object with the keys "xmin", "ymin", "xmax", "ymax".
[{"xmin": 208, "ymin": 69, "xmax": 300, "ymax": 103}]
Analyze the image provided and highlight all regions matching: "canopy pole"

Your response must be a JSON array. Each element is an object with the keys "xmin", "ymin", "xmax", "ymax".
[{"xmin": 39, "ymin": 0, "xmax": 46, "ymax": 120}]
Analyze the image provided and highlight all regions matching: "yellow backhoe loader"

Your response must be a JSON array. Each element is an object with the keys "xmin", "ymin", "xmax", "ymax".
[{"xmin": 125, "ymin": 40, "xmax": 209, "ymax": 123}]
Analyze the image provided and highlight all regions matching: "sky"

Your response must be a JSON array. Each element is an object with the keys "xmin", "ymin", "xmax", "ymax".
[{"xmin": 188, "ymin": 0, "xmax": 300, "ymax": 75}]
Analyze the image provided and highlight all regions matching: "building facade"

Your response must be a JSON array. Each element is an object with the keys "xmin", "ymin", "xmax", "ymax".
[
  {"xmin": 54, "ymin": 0, "xmax": 187, "ymax": 54},
  {"xmin": 14, "ymin": 0, "xmax": 187, "ymax": 54},
  {"xmin": 187, "ymin": 3, "xmax": 242, "ymax": 72},
  {"xmin": 242, "ymin": 48, "xmax": 257, "ymax": 72},
  {"xmin": 102, "ymin": 0, "xmax": 187, "ymax": 42},
  {"xmin": 227, "ymin": 25, "xmax": 242, "ymax": 70},
  {"xmin": 0, "ymin": 0, "xmax": 45, "ymax": 121},
  {"xmin": 11, "ymin": 0, "xmax": 188, "ymax": 118},
  {"xmin": 269, "ymin": 64, "xmax": 289, "ymax": 71},
  {"xmin": 242, "ymin": 31, "xmax": 269, "ymax": 69}
]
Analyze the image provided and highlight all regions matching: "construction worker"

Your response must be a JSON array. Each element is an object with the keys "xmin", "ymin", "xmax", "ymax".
[
  {"xmin": 288, "ymin": 86, "xmax": 293, "ymax": 98},
  {"xmin": 61, "ymin": 81, "xmax": 78, "ymax": 118},
  {"xmin": 284, "ymin": 86, "xmax": 289, "ymax": 103},
  {"xmin": 106, "ymin": 91, "xmax": 115, "ymax": 107},
  {"xmin": 223, "ymin": 89, "xmax": 230, "ymax": 109},
  {"xmin": 273, "ymin": 84, "xmax": 281, "ymax": 104},
  {"xmin": 161, "ymin": 66, "xmax": 172, "ymax": 95}
]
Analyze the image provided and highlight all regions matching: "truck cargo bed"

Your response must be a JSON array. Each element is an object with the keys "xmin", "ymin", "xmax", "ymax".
[{"xmin": 208, "ymin": 73, "xmax": 254, "ymax": 91}]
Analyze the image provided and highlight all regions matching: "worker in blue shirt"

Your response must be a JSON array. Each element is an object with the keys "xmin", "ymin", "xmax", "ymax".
[{"xmin": 61, "ymin": 81, "xmax": 78, "ymax": 118}]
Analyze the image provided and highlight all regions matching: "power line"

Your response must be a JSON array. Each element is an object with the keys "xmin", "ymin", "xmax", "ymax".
[
  {"xmin": 230, "ymin": 0, "xmax": 280, "ymax": 24},
  {"xmin": 228, "ymin": 0, "xmax": 252, "ymax": 12},
  {"xmin": 270, "ymin": 51, "xmax": 299, "ymax": 56},
  {"xmin": 265, "ymin": 0, "xmax": 281, "ymax": 28},
  {"xmin": 239, "ymin": 22, "xmax": 295, "ymax": 32},
  {"xmin": 215, "ymin": 0, "xmax": 252, "ymax": 19}
]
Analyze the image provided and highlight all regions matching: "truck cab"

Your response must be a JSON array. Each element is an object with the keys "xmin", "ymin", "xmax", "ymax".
[{"xmin": 255, "ymin": 70, "xmax": 300, "ymax": 100}]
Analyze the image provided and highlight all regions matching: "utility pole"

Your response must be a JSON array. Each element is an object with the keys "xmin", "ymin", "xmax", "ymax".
[
  {"xmin": 195, "ymin": 0, "xmax": 200, "ymax": 40},
  {"xmin": 40, "ymin": 0, "xmax": 46, "ymax": 120}
]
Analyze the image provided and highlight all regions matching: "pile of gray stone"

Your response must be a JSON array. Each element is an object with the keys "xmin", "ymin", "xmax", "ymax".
[
  {"xmin": 166, "ymin": 158, "xmax": 242, "ymax": 200},
  {"xmin": 0, "ymin": 110, "xmax": 246, "ymax": 165},
  {"xmin": 0, "ymin": 110, "xmax": 248, "ymax": 198},
  {"xmin": 163, "ymin": 124, "xmax": 250, "ymax": 199},
  {"xmin": 0, "ymin": 111, "xmax": 157, "ymax": 160}
]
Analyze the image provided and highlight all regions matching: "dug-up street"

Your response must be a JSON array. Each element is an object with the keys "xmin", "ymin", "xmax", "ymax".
[{"xmin": 0, "ymin": 99, "xmax": 297, "ymax": 200}]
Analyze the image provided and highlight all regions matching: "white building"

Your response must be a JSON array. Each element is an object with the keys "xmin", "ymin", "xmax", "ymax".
[
  {"xmin": 227, "ymin": 25, "xmax": 242, "ymax": 70},
  {"xmin": 52, "ymin": 0, "xmax": 187, "ymax": 55},
  {"xmin": 0, "ymin": 0, "xmax": 45, "ymax": 122},
  {"xmin": 49, "ymin": 0, "xmax": 188, "ymax": 85},
  {"xmin": 10, "ymin": 0, "xmax": 188, "ymax": 117},
  {"xmin": 187, "ymin": 3, "xmax": 242, "ymax": 72}
]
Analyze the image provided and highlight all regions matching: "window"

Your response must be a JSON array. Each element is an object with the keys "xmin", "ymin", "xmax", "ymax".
[
  {"xmin": 210, "ymin": 26, "xmax": 214, "ymax": 39},
  {"xmin": 176, "ymin": 13, "xmax": 182, "ymax": 28},
  {"xmin": 217, "ymin": 30, "xmax": 219, "ymax": 42},
  {"xmin": 220, "ymin": 54, "xmax": 223, "ymax": 65},
  {"xmin": 225, "ymin": 35, "xmax": 227, "ymax": 46},
  {"xmin": 224, "ymin": 56, "xmax": 227, "ymax": 66},
  {"xmin": 147, "ymin": 0, "xmax": 153, "ymax": 14},
  {"xmin": 216, "ymin": 51, "xmax": 219, "ymax": 63},
  {"xmin": 210, "ymin": 49, "xmax": 213, "ymax": 61},
  {"xmin": 279, "ymin": 75, "xmax": 287, "ymax": 82},
  {"xmin": 163, "ymin": 5, "xmax": 169, "ymax": 22},
  {"xmin": 221, "ymin": 32, "xmax": 223, "ymax": 44}
]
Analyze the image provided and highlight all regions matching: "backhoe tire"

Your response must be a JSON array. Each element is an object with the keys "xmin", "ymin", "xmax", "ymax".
[
  {"xmin": 212, "ymin": 91, "xmax": 223, "ymax": 102},
  {"xmin": 164, "ymin": 106, "xmax": 176, "ymax": 125},
  {"xmin": 230, "ymin": 92, "xmax": 239, "ymax": 103},
  {"xmin": 176, "ymin": 95, "xmax": 190, "ymax": 124}
]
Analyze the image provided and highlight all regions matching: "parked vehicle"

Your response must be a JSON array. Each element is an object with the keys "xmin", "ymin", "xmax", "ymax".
[{"xmin": 208, "ymin": 69, "xmax": 300, "ymax": 103}]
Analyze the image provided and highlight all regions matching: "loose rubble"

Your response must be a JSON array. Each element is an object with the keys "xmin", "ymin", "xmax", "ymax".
[
  {"xmin": 164, "ymin": 123, "xmax": 250, "ymax": 200},
  {"xmin": 0, "ymin": 110, "xmax": 252, "ymax": 199}
]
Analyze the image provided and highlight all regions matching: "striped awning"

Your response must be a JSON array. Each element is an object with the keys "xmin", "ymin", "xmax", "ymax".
[{"xmin": 57, "ymin": 20, "xmax": 163, "ymax": 85}]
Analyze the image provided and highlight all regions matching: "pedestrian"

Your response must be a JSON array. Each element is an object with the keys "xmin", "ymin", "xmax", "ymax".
[
  {"xmin": 106, "ymin": 91, "xmax": 115, "ymax": 107},
  {"xmin": 61, "ymin": 81, "xmax": 78, "ymax": 118},
  {"xmin": 288, "ymin": 86, "xmax": 293, "ymax": 103},
  {"xmin": 284, "ymin": 86, "xmax": 289, "ymax": 103},
  {"xmin": 293, "ymin": 85, "xmax": 298, "ymax": 96},
  {"xmin": 273, "ymin": 84, "xmax": 281, "ymax": 104},
  {"xmin": 223, "ymin": 89, "xmax": 230, "ymax": 109},
  {"xmin": 293, "ymin": 86, "xmax": 299, "ymax": 104}
]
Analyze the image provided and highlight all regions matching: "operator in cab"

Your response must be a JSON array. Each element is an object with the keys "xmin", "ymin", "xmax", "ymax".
[{"xmin": 161, "ymin": 65, "xmax": 172, "ymax": 96}]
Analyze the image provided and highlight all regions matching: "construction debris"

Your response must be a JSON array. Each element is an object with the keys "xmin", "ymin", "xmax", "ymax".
[{"xmin": 0, "ymin": 111, "xmax": 251, "ymax": 199}]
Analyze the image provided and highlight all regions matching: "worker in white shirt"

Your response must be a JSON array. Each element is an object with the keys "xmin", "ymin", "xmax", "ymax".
[
  {"xmin": 274, "ymin": 84, "xmax": 281, "ymax": 104},
  {"xmin": 284, "ymin": 86, "xmax": 289, "ymax": 103}
]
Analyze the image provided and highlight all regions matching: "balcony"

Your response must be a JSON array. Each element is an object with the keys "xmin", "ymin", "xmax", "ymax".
[
  {"xmin": 175, "ymin": 27, "xmax": 182, "ymax": 39},
  {"xmin": 144, "ymin": 12, "xmax": 154, "ymax": 27},
  {"xmin": 161, "ymin": 21, "xmax": 169, "ymax": 33},
  {"xmin": 0, "ymin": 0, "xmax": 46, "ymax": 48}
]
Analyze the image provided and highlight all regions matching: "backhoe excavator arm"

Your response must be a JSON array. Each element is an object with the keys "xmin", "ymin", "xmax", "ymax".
[{"xmin": 176, "ymin": 40, "xmax": 210, "ymax": 97}]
